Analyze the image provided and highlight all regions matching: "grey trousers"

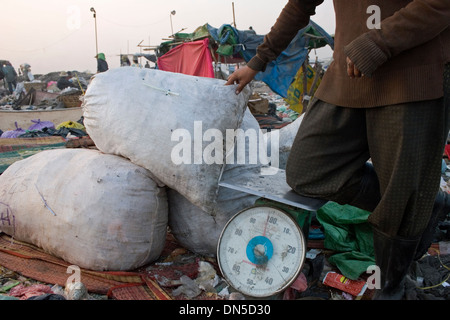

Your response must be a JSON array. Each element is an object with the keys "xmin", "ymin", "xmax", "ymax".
[{"xmin": 286, "ymin": 68, "xmax": 450, "ymax": 238}]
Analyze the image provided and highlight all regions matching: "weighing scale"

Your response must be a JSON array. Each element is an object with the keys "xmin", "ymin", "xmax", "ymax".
[{"xmin": 217, "ymin": 167, "xmax": 327, "ymax": 298}]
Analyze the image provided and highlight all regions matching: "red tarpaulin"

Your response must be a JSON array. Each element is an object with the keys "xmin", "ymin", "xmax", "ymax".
[{"xmin": 157, "ymin": 38, "xmax": 214, "ymax": 78}]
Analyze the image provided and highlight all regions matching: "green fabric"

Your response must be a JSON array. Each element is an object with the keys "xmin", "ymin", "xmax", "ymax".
[
  {"xmin": 302, "ymin": 25, "xmax": 335, "ymax": 49},
  {"xmin": 316, "ymin": 201, "xmax": 375, "ymax": 280},
  {"xmin": 328, "ymin": 251, "xmax": 375, "ymax": 281},
  {"xmin": 158, "ymin": 24, "xmax": 212, "ymax": 56},
  {"xmin": 97, "ymin": 53, "xmax": 105, "ymax": 61},
  {"xmin": 216, "ymin": 44, "xmax": 234, "ymax": 56},
  {"xmin": 216, "ymin": 25, "xmax": 239, "ymax": 56}
]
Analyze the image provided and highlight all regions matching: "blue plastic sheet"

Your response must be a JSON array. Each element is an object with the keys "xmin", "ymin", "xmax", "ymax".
[{"xmin": 208, "ymin": 21, "xmax": 334, "ymax": 98}]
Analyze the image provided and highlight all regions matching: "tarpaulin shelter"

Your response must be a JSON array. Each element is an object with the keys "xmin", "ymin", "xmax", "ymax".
[
  {"xmin": 157, "ymin": 38, "xmax": 215, "ymax": 78},
  {"xmin": 251, "ymin": 21, "xmax": 334, "ymax": 98},
  {"xmin": 207, "ymin": 20, "xmax": 333, "ymax": 98},
  {"xmin": 155, "ymin": 24, "xmax": 247, "ymax": 78},
  {"xmin": 155, "ymin": 21, "xmax": 333, "ymax": 96}
]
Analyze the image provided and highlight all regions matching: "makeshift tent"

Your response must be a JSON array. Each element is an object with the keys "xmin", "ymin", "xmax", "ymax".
[
  {"xmin": 157, "ymin": 38, "xmax": 214, "ymax": 78},
  {"xmin": 207, "ymin": 21, "xmax": 333, "ymax": 98},
  {"xmin": 155, "ymin": 21, "xmax": 333, "ymax": 96}
]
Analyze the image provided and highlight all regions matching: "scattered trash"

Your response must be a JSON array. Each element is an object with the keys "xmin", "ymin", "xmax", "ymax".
[
  {"xmin": 290, "ymin": 272, "xmax": 308, "ymax": 292},
  {"xmin": 172, "ymin": 275, "xmax": 202, "ymax": 299},
  {"xmin": 440, "ymin": 241, "xmax": 450, "ymax": 255},
  {"xmin": 322, "ymin": 271, "xmax": 368, "ymax": 298},
  {"xmin": 64, "ymin": 281, "xmax": 89, "ymax": 300},
  {"xmin": 0, "ymin": 122, "xmax": 26, "ymax": 138},
  {"xmin": 8, "ymin": 283, "xmax": 55, "ymax": 300}
]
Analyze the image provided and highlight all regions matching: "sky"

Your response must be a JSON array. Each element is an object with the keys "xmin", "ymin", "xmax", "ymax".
[{"xmin": 1, "ymin": 0, "xmax": 335, "ymax": 75}]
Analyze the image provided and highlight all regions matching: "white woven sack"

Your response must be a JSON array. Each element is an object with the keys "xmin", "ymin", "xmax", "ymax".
[
  {"xmin": 0, "ymin": 148, "xmax": 168, "ymax": 271},
  {"xmin": 82, "ymin": 67, "xmax": 251, "ymax": 212},
  {"xmin": 168, "ymin": 110, "xmax": 264, "ymax": 256},
  {"xmin": 264, "ymin": 113, "xmax": 304, "ymax": 169}
]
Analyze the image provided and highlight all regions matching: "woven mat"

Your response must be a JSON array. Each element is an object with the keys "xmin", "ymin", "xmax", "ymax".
[
  {"xmin": 0, "ymin": 232, "xmax": 177, "ymax": 300},
  {"xmin": 0, "ymin": 136, "xmax": 65, "ymax": 148},
  {"xmin": 0, "ymin": 137, "xmax": 67, "ymax": 174}
]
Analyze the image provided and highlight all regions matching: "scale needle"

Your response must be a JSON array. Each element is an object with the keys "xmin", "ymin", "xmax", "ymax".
[
  {"xmin": 243, "ymin": 260, "xmax": 257, "ymax": 267},
  {"xmin": 263, "ymin": 214, "xmax": 269, "ymax": 236}
]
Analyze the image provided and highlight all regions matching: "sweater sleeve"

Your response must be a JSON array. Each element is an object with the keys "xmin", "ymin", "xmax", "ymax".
[
  {"xmin": 247, "ymin": 0, "xmax": 324, "ymax": 71},
  {"xmin": 344, "ymin": 0, "xmax": 450, "ymax": 76}
]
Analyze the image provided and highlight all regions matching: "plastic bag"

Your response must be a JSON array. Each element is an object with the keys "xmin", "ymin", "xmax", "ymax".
[
  {"xmin": 27, "ymin": 119, "xmax": 55, "ymax": 131},
  {"xmin": 0, "ymin": 122, "xmax": 26, "ymax": 138}
]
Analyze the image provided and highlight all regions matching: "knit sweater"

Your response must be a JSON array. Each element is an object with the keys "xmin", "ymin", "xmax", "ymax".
[{"xmin": 247, "ymin": 0, "xmax": 450, "ymax": 108}]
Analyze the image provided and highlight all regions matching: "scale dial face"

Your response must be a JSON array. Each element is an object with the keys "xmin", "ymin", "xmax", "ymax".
[{"xmin": 217, "ymin": 206, "xmax": 306, "ymax": 298}]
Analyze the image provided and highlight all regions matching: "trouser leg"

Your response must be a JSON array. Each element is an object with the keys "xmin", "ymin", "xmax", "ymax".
[
  {"xmin": 414, "ymin": 63, "xmax": 450, "ymax": 259},
  {"xmin": 286, "ymin": 98, "xmax": 373, "ymax": 207},
  {"xmin": 287, "ymin": 97, "xmax": 449, "ymax": 236},
  {"xmin": 7, "ymin": 81, "xmax": 13, "ymax": 94},
  {"xmin": 366, "ymin": 98, "xmax": 448, "ymax": 238},
  {"xmin": 286, "ymin": 94, "xmax": 449, "ymax": 299}
]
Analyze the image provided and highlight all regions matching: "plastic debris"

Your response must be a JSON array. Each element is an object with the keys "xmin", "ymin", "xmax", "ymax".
[
  {"xmin": 172, "ymin": 275, "xmax": 202, "ymax": 299},
  {"xmin": 322, "ymin": 271, "xmax": 368, "ymax": 298},
  {"xmin": 64, "ymin": 281, "xmax": 89, "ymax": 300},
  {"xmin": 195, "ymin": 261, "xmax": 219, "ymax": 292},
  {"xmin": 8, "ymin": 283, "xmax": 54, "ymax": 300}
]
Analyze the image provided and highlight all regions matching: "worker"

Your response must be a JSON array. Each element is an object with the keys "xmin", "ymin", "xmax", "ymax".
[
  {"xmin": 96, "ymin": 53, "xmax": 109, "ymax": 73},
  {"xmin": 121, "ymin": 55, "xmax": 131, "ymax": 67},
  {"xmin": 20, "ymin": 63, "xmax": 34, "ymax": 82},
  {"xmin": 2, "ymin": 62, "xmax": 18, "ymax": 94},
  {"xmin": 57, "ymin": 71, "xmax": 77, "ymax": 90},
  {"xmin": 226, "ymin": 0, "xmax": 450, "ymax": 300},
  {"xmin": 131, "ymin": 56, "xmax": 142, "ymax": 68}
]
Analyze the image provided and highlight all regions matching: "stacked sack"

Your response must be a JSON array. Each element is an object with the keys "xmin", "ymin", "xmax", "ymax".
[
  {"xmin": 0, "ymin": 148, "xmax": 168, "ymax": 271},
  {"xmin": 0, "ymin": 67, "xmax": 252, "ymax": 270}
]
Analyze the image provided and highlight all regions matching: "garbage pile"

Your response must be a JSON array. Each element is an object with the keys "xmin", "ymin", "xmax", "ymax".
[{"xmin": 0, "ymin": 69, "xmax": 90, "ymax": 111}]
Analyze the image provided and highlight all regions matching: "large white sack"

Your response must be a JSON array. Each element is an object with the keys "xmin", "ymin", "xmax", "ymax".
[
  {"xmin": 167, "ymin": 168, "xmax": 260, "ymax": 257},
  {"xmin": 82, "ymin": 67, "xmax": 251, "ymax": 213},
  {"xmin": 0, "ymin": 148, "xmax": 168, "ymax": 271},
  {"xmin": 264, "ymin": 113, "xmax": 304, "ymax": 169},
  {"xmin": 168, "ymin": 110, "xmax": 264, "ymax": 256}
]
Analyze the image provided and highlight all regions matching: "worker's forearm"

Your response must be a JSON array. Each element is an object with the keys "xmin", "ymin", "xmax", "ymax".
[{"xmin": 247, "ymin": 0, "xmax": 324, "ymax": 72}]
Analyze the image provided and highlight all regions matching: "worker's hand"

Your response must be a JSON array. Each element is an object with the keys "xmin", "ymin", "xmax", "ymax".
[
  {"xmin": 225, "ymin": 66, "xmax": 259, "ymax": 94},
  {"xmin": 346, "ymin": 57, "xmax": 363, "ymax": 78}
]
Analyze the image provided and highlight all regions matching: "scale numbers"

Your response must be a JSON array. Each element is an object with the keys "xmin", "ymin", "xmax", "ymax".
[{"xmin": 217, "ymin": 206, "xmax": 306, "ymax": 297}]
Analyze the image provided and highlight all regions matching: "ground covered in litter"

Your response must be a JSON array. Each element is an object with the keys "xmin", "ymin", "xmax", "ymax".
[{"xmin": 1, "ymin": 223, "xmax": 449, "ymax": 301}]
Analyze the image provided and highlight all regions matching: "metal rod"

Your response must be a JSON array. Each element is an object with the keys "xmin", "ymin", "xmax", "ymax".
[
  {"xmin": 94, "ymin": 14, "xmax": 98, "ymax": 57},
  {"xmin": 232, "ymin": 2, "xmax": 236, "ymax": 28}
]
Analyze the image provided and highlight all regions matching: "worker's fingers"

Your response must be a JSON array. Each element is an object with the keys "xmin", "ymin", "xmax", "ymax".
[
  {"xmin": 353, "ymin": 65, "xmax": 362, "ymax": 78},
  {"xmin": 346, "ymin": 57, "xmax": 364, "ymax": 78},
  {"xmin": 226, "ymin": 72, "xmax": 245, "ymax": 94},
  {"xmin": 225, "ymin": 66, "xmax": 258, "ymax": 94},
  {"xmin": 346, "ymin": 57, "xmax": 355, "ymax": 78},
  {"xmin": 225, "ymin": 74, "xmax": 238, "ymax": 86},
  {"xmin": 235, "ymin": 82, "xmax": 246, "ymax": 95}
]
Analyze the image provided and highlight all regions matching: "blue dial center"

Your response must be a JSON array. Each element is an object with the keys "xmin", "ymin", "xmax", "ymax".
[{"xmin": 246, "ymin": 236, "xmax": 274, "ymax": 265}]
